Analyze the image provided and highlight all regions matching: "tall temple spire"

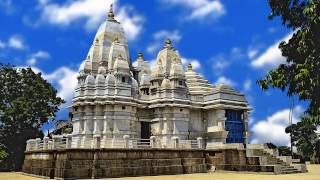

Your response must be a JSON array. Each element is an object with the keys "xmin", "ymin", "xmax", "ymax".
[
  {"xmin": 107, "ymin": 4, "xmax": 118, "ymax": 23},
  {"xmin": 188, "ymin": 63, "xmax": 193, "ymax": 71},
  {"xmin": 163, "ymin": 38, "xmax": 173, "ymax": 49}
]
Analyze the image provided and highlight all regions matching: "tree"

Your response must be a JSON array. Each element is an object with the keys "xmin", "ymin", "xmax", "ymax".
[
  {"xmin": 315, "ymin": 137, "xmax": 320, "ymax": 163},
  {"xmin": 0, "ymin": 64, "xmax": 65, "ymax": 170},
  {"xmin": 50, "ymin": 120, "xmax": 73, "ymax": 136},
  {"xmin": 0, "ymin": 144, "xmax": 8, "ymax": 160},
  {"xmin": 258, "ymin": 0, "xmax": 320, "ymax": 124},
  {"xmin": 285, "ymin": 116, "xmax": 318, "ymax": 161},
  {"xmin": 278, "ymin": 146, "xmax": 293, "ymax": 156}
]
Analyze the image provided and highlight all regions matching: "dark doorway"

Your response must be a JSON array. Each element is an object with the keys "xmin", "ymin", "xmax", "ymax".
[
  {"xmin": 141, "ymin": 122, "xmax": 151, "ymax": 139},
  {"xmin": 225, "ymin": 110, "xmax": 244, "ymax": 144}
]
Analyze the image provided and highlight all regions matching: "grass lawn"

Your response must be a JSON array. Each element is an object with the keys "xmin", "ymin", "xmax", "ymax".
[{"xmin": 0, "ymin": 165, "xmax": 319, "ymax": 180}]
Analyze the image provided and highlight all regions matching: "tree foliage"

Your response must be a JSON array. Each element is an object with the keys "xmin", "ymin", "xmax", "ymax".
[
  {"xmin": 0, "ymin": 64, "xmax": 65, "ymax": 170},
  {"xmin": 0, "ymin": 144, "xmax": 8, "ymax": 160},
  {"xmin": 258, "ymin": 0, "xmax": 320, "ymax": 124},
  {"xmin": 51, "ymin": 120, "xmax": 73, "ymax": 135},
  {"xmin": 285, "ymin": 116, "xmax": 319, "ymax": 161},
  {"xmin": 278, "ymin": 146, "xmax": 293, "ymax": 156}
]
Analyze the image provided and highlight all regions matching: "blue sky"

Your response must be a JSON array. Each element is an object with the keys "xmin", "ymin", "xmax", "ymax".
[{"xmin": 0, "ymin": 0, "xmax": 309, "ymax": 146}]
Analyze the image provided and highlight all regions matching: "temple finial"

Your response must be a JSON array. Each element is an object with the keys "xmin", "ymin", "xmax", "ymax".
[
  {"xmin": 138, "ymin": 52, "xmax": 143, "ymax": 59},
  {"xmin": 113, "ymin": 36, "xmax": 119, "ymax": 43},
  {"xmin": 108, "ymin": 4, "xmax": 115, "ymax": 21},
  {"xmin": 188, "ymin": 63, "xmax": 193, "ymax": 71},
  {"xmin": 165, "ymin": 38, "xmax": 171, "ymax": 46}
]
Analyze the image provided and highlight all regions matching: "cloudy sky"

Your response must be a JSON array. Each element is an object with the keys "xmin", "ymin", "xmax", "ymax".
[{"xmin": 0, "ymin": 0, "xmax": 308, "ymax": 146}]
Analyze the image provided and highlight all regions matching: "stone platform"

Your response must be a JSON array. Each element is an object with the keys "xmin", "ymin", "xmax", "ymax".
[
  {"xmin": 22, "ymin": 148, "xmax": 306, "ymax": 179},
  {"xmin": 23, "ymin": 148, "xmax": 207, "ymax": 179}
]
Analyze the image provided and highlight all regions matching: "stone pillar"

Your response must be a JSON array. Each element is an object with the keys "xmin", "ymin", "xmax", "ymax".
[
  {"xmin": 25, "ymin": 140, "xmax": 31, "ymax": 151},
  {"xmin": 150, "ymin": 136, "xmax": 156, "ymax": 148},
  {"xmin": 123, "ymin": 135, "xmax": 130, "ymax": 148},
  {"xmin": 197, "ymin": 137, "xmax": 204, "ymax": 149},
  {"xmin": 92, "ymin": 134, "xmax": 101, "ymax": 149},
  {"xmin": 243, "ymin": 111, "xmax": 250, "ymax": 144},
  {"xmin": 43, "ymin": 137, "xmax": 49, "ymax": 150},
  {"xmin": 48, "ymin": 140, "xmax": 53, "ymax": 149},
  {"xmin": 66, "ymin": 134, "xmax": 72, "ymax": 149},
  {"xmin": 111, "ymin": 136, "xmax": 116, "ymax": 148},
  {"xmin": 171, "ymin": 136, "xmax": 179, "ymax": 149},
  {"xmin": 103, "ymin": 118, "xmax": 108, "ymax": 134},
  {"xmin": 35, "ymin": 138, "xmax": 41, "ymax": 150},
  {"xmin": 52, "ymin": 135, "xmax": 59, "ymax": 149}
]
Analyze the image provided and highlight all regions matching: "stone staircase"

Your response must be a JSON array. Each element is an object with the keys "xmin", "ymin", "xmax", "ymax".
[{"xmin": 257, "ymin": 149, "xmax": 301, "ymax": 174}]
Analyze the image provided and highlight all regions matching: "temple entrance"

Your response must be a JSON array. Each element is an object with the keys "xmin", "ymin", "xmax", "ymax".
[
  {"xmin": 225, "ymin": 110, "xmax": 244, "ymax": 143},
  {"xmin": 141, "ymin": 121, "xmax": 151, "ymax": 139}
]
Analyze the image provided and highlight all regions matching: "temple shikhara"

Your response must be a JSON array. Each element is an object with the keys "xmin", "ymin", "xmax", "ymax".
[
  {"xmin": 22, "ymin": 5, "xmax": 307, "ymax": 179},
  {"xmin": 72, "ymin": 6, "xmax": 250, "ymax": 147}
]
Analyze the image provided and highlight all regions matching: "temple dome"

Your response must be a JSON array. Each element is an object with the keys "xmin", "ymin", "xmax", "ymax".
[
  {"xmin": 140, "ymin": 73, "xmax": 151, "ymax": 86},
  {"xmin": 170, "ymin": 59, "xmax": 185, "ymax": 77},
  {"xmin": 85, "ymin": 74, "xmax": 95, "ymax": 85},
  {"xmin": 95, "ymin": 74, "xmax": 105, "ymax": 84},
  {"xmin": 105, "ymin": 74, "xmax": 116, "ymax": 85},
  {"xmin": 185, "ymin": 64, "xmax": 214, "ymax": 94},
  {"xmin": 161, "ymin": 78, "xmax": 171, "ymax": 89},
  {"xmin": 151, "ymin": 60, "xmax": 164, "ymax": 79},
  {"xmin": 94, "ymin": 6, "xmax": 128, "ymax": 46},
  {"xmin": 113, "ymin": 54, "xmax": 129, "ymax": 71},
  {"xmin": 79, "ymin": 59, "xmax": 92, "ymax": 73},
  {"xmin": 152, "ymin": 39, "xmax": 181, "ymax": 76},
  {"xmin": 98, "ymin": 66, "xmax": 107, "ymax": 74},
  {"xmin": 79, "ymin": 5, "xmax": 129, "ymax": 75}
]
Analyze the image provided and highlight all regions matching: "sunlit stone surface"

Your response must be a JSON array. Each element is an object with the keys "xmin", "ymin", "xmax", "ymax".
[{"xmin": 71, "ymin": 6, "xmax": 251, "ymax": 149}]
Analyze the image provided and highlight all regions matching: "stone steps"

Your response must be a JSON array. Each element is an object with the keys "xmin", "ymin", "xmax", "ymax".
[{"xmin": 260, "ymin": 151, "xmax": 301, "ymax": 174}]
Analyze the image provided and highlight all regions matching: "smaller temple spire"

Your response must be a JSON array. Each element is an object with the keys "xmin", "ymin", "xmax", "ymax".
[
  {"xmin": 163, "ymin": 38, "xmax": 173, "ymax": 49},
  {"xmin": 113, "ymin": 36, "xmax": 119, "ymax": 43},
  {"xmin": 188, "ymin": 63, "xmax": 193, "ymax": 71},
  {"xmin": 108, "ymin": 4, "xmax": 114, "ymax": 19},
  {"xmin": 165, "ymin": 38, "xmax": 171, "ymax": 46},
  {"xmin": 107, "ymin": 4, "xmax": 118, "ymax": 23}
]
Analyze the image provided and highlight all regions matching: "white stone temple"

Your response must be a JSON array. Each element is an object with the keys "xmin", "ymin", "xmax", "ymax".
[{"xmin": 71, "ymin": 6, "xmax": 251, "ymax": 148}]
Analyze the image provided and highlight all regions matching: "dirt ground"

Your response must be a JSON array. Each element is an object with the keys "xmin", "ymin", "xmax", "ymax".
[{"xmin": 0, "ymin": 165, "xmax": 319, "ymax": 180}]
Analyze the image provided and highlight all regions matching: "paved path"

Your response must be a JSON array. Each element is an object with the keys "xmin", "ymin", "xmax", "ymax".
[{"xmin": 0, "ymin": 165, "xmax": 319, "ymax": 180}]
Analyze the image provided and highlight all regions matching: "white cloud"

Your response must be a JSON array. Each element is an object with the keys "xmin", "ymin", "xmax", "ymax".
[
  {"xmin": 24, "ymin": 65, "xmax": 78, "ymax": 107},
  {"xmin": 247, "ymin": 49, "xmax": 258, "ymax": 59},
  {"xmin": 215, "ymin": 76, "xmax": 235, "ymax": 87},
  {"xmin": 0, "ymin": 41, "xmax": 5, "ymax": 48},
  {"xmin": 26, "ymin": 51, "xmax": 51, "ymax": 66},
  {"xmin": 161, "ymin": 0, "xmax": 226, "ymax": 20},
  {"xmin": 38, "ymin": 0, "xmax": 144, "ymax": 40},
  {"xmin": 268, "ymin": 27, "xmax": 277, "ymax": 33},
  {"xmin": 44, "ymin": 67, "xmax": 78, "ymax": 105},
  {"xmin": 26, "ymin": 58, "xmax": 37, "ymax": 66},
  {"xmin": 181, "ymin": 57, "xmax": 201, "ymax": 70},
  {"xmin": 116, "ymin": 6, "xmax": 144, "ymax": 41},
  {"xmin": 0, "ymin": 0, "xmax": 14, "ymax": 14},
  {"xmin": 147, "ymin": 30, "xmax": 182, "ymax": 54},
  {"xmin": 8, "ymin": 36, "xmax": 25, "ymax": 50},
  {"xmin": 213, "ymin": 59, "xmax": 229, "ymax": 71},
  {"xmin": 251, "ymin": 106, "xmax": 304, "ymax": 146},
  {"xmin": 210, "ymin": 47, "xmax": 244, "ymax": 75},
  {"xmin": 251, "ymin": 33, "xmax": 293, "ymax": 69},
  {"xmin": 32, "ymin": 50, "xmax": 50, "ymax": 59},
  {"xmin": 243, "ymin": 79, "xmax": 252, "ymax": 92}
]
